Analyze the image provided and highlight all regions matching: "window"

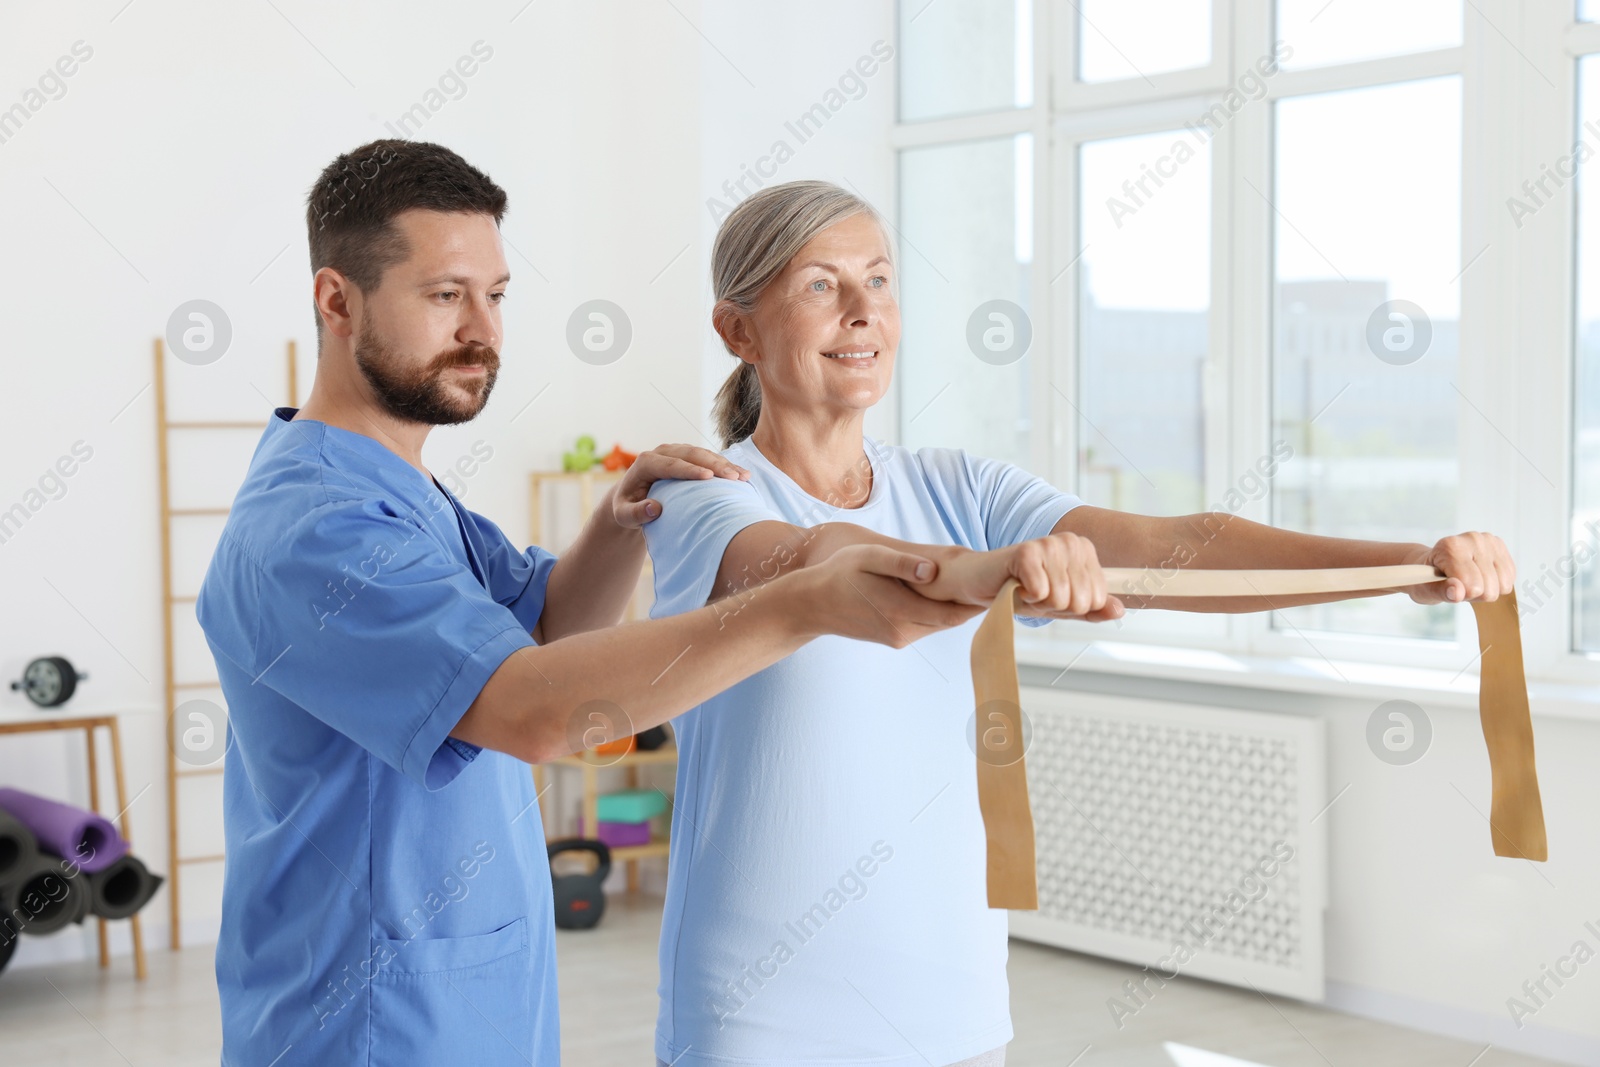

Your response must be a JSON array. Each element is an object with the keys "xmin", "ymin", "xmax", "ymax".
[
  {"xmin": 1574, "ymin": 56, "xmax": 1600, "ymax": 652},
  {"xmin": 898, "ymin": 0, "xmax": 1031, "ymax": 122},
  {"xmin": 895, "ymin": 2, "xmax": 1593, "ymax": 679},
  {"xmin": 1078, "ymin": 131, "xmax": 1211, "ymax": 517},
  {"xmin": 1077, "ymin": 0, "xmax": 1210, "ymax": 84},
  {"xmin": 899, "ymin": 134, "xmax": 1036, "ymax": 467},
  {"xmin": 1275, "ymin": 0, "xmax": 1462, "ymax": 70},
  {"xmin": 1270, "ymin": 77, "xmax": 1462, "ymax": 641}
]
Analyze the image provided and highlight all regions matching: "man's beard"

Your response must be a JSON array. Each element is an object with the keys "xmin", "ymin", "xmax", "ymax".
[{"xmin": 354, "ymin": 316, "xmax": 500, "ymax": 426}]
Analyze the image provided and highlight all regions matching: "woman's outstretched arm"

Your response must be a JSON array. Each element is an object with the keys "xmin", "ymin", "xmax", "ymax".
[{"xmin": 1051, "ymin": 505, "xmax": 1516, "ymax": 613}]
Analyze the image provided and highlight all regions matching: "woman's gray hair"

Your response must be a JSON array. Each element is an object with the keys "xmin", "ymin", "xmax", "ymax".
[{"xmin": 710, "ymin": 180, "xmax": 891, "ymax": 448}]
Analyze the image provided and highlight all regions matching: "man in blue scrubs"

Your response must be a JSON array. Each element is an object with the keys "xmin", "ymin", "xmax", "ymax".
[{"xmin": 194, "ymin": 139, "xmax": 985, "ymax": 1065}]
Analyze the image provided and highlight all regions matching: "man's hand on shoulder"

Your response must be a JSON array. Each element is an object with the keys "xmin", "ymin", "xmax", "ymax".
[{"xmin": 612, "ymin": 444, "xmax": 749, "ymax": 529}]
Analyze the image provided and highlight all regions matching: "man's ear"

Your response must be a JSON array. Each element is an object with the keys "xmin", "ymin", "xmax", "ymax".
[
  {"xmin": 712, "ymin": 300, "xmax": 759, "ymax": 365},
  {"xmin": 313, "ymin": 267, "xmax": 359, "ymax": 342}
]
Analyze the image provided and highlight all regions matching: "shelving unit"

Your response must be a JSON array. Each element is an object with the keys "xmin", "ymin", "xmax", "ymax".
[
  {"xmin": 527, "ymin": 468, "xmax": 652, "ymax": 622},
  {"xmin": 532, "ymin": 745, "xmax": 677, "ymax": 892},
  {"xmin": 527, "ymin": 466, "xmax": 671, "ymax": 890}
]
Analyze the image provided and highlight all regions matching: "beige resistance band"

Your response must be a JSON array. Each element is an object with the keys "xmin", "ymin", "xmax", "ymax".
[{"xmin": 970, "ymin": 565, "xmax": 1548, "ymax": 911}]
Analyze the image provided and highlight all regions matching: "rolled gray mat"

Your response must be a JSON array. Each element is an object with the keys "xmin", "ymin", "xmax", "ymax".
[
  {"xmin": 87, "ymin": 855, "xmax": 164, "ymax": 921},
  {"xmin": 1, "ymin": 857, "xmax": 88, "ymax": 936},
  {"xmin": 0, "ymin": 810, "xmax": 40, "ymax": 883},
  {"xmin": 0, "ymin": 926, "xmax": 16, "ymax": 976}
]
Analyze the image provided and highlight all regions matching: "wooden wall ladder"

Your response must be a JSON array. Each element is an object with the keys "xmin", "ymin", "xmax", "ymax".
[{"xmin": 154, "ymin": 338, "xmax": 297, "ymax": 949}]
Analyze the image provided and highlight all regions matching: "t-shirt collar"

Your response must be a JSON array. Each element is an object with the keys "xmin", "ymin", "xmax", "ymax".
[{"xmin": 736, "ymin": 433, "xmax": 888, "ymax": 512}]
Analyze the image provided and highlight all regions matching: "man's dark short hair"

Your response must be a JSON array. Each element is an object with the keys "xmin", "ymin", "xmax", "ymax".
[{"xmin": 305, "ymin": 139, "xmax": 508, "ymax": 340}]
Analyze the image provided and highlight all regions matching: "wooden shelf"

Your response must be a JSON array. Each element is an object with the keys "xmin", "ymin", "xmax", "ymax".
[
  {"xmin": 549, "ymin": 744, "xmax": 679, "ymax": 769},
  {"xmin": 609, "ymin": 839, "xmax": 670, "ymax": 862},
  {"xmin": 533, "ymin": 741, "xmax": 678, "ymax": 894}
]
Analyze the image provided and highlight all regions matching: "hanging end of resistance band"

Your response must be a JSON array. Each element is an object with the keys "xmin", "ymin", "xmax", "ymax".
[
  {"xmin": 984, "ymin": 815, "xmax": 1039, "ymax": 910},
  {"xmin": 1470, "ymin": 591, "xmax": 1550, "ymax": 863},
  {"xmin": 972, "ymin": 579, "xmax": 1042, "ymax": 910},
  {"xmin": 1491, "ymin": 820, "xmax": 1548, "ymax": 863}
]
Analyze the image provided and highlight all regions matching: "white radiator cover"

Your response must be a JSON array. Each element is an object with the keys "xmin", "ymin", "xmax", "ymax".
[{"xmin": 1009, "ymin": 687, "xmax": 1328, "ymax": 1002}]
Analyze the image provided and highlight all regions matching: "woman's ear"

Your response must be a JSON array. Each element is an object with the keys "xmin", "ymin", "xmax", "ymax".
[{"xmin": 713, "ymin": 301, "xmax": 759, "ymax": 365}]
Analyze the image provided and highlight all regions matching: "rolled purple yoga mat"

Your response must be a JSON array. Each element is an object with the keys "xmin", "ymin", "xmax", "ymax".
[{"xmin": 0, "ymin": 788, "xmax": 127, "ymax": 873}]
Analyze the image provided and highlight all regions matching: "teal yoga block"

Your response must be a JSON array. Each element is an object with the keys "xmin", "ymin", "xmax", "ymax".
[{"xmin": 596, "ymin": 789, "xmax": 668, "ymax": 823}]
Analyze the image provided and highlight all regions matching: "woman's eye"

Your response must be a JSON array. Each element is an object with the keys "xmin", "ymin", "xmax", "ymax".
[
  {"xmin": 810, "ymin": 280, "xmax": 828, "ymax": 292},
  {"xmin": 870, "ymin": 276, "xmax": 887, "ymax": 288}
]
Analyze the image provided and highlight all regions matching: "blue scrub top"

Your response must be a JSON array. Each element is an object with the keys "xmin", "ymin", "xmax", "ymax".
[{"xmin": 195, "ymin": 407, "xmax": 561, "ymax": 1065}]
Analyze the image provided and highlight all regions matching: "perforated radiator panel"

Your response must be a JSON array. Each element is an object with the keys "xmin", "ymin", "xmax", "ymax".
[{"xmin": 1009, "ymin": 688, "xmax": 1327, "ymax": 1001}]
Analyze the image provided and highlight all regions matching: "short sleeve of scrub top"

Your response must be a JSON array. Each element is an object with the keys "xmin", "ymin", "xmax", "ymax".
[{"xmin": 211, "ymin": 495, "xmax": 547, "ymax": 791}]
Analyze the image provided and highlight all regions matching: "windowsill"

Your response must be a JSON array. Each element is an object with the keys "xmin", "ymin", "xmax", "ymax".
[{"xmin": 1013, "ymin": 629, "xmax": 1600, "ymax": 725}]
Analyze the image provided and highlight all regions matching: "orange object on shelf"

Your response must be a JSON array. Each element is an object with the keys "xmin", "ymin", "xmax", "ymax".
[
  {"xmin": 601, "ymin": 444, "xmax": 638, "ymax": 471},
  {"xmin": 592, "ymin": 734, "xmax": 635, "ymax": 756}
]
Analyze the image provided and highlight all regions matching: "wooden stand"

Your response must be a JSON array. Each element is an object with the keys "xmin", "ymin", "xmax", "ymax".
[
  {"xmin": 527, "ymin": 468, "xmax": 652, "ymax": 622},
  {"xmin": 0, "ymin": 707, "xmax": 150, "ymax": 979},
  {"xmin": 526, "ymin": 466, "xmax": 671, "ymax": 890},
  {"xmin": 532, "ymin": 745, "xmax": 677, "ymax": 893}
]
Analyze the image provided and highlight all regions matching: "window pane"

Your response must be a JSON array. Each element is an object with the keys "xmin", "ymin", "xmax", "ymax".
[
  {"xmin": 899, "ymin": 0, "xmax": 1031, "ymax": 122},
  {"xmin": 1583, "ymin": 0, "xmax": 1599, "ymax": 21},
  {"xmin": 1078, "ymin": 0, "xmax": 1211, "ymax": 84},
  {"xmin": 899, "ymin": 134, "xmax": 1034, "ymax": 467},
  {"xmin": 1277, "ymin": 0, "xmax": 1461, "ymax": 70},
  {"xmin": 1271, "ymin": 77, "xmax": 1461, "ymax": 640},
  {"xmin": 1077, "ymin": 131, "xmax": 1210, "ymax": 515},
  {"xmin": 1573, "ymin": 57, "xmax": 1600, "ymax": 652}
]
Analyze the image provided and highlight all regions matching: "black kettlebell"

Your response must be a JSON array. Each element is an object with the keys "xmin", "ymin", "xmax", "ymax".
[{"xmin": 547, "ymin": 838, "xmax": 610, "ymax": 930}]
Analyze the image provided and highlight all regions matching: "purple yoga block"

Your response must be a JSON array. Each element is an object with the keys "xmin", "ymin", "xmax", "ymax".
[
  {"xmin": 575, "ymin": 817, "xmax": 653, "ymax": 849},
  {"xmin": 0, "ymin": 787, "xmax": 128, "ymax": 873}
]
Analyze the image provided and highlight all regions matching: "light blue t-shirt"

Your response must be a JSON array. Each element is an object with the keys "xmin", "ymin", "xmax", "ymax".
[
  {"xmin": 642, "ymin": 435, "xmax": 1083, "ymax": 1067},
  {"xmin": 195, "ymin": 408, "xmax": 561, "ymax": 1066}
]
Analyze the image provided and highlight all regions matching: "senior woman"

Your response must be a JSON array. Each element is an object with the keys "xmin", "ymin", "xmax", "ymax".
[{"xmin": 641, "ymin": 180, "xmax": 1515, "ymax": 1067}]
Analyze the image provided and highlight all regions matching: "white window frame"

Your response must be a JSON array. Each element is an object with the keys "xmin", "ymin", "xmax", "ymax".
[{"xmin": 894, "ymin": 0, "xmax": 1600, "ymax": 692}]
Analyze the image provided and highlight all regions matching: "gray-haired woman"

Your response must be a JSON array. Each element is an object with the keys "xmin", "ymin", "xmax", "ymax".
[{"xmin": 641, "ymin": 180, "xmax": 1513, "ymax": 1067}]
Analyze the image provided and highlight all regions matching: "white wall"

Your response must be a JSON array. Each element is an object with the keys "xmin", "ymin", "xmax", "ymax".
[{"xmin": 0, "ymin": 0, "xmax": 895, "ymax": 964}]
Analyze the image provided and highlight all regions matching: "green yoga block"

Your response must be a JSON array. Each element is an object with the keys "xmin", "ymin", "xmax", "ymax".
[{"xmin": 596, "ymin": 789, "xmax": 668, "ymax": 823}]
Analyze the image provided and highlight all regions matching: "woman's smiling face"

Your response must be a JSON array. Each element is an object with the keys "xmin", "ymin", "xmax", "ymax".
[{"xmin": 738, "ymin": 212, "xmax": 899, "ymax": 420}]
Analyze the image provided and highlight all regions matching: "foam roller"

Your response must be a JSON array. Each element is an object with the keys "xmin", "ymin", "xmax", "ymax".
[
  {"xmin": 87, "ymin": 855, "xmax": 164, "ymax": 921},
  {"xmin": 0, "ymin": 809, "xmax": 40, "ymax": 883},
  {"xmin": 1, "ymin": 857, "xmax": 89, "ymax": 935}
]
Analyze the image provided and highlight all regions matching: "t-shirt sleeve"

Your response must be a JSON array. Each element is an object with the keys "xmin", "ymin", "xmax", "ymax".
[
  {"xmin": 960, "ymin": 451, "xmax": 1087, "ymax": 628},
  {"xmin": 642, "ymin": 476, "xmax": 782, "ymax": 619},
  {"xmin": 461, "ymin": 508, "xmax": 559, "ymax": 635},
  {"xmin": 223, "ymin": 496, "xmax": 537, "ymax": 790}
]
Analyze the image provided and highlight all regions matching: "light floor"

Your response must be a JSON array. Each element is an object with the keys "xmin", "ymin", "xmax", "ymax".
[{"xmin": 0, "ymin": 894, "xmax": 1565, "ymax": 1066}]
